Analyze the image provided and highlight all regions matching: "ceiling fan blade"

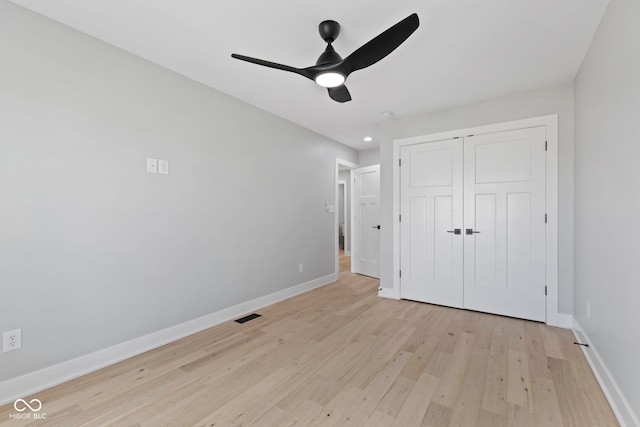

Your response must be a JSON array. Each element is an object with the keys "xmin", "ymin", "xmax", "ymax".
[
  {"xmin": 341, "ymin": 13, "xmax": 419, "ymax": 75},
  {"xmin": 328, "ymin": 85, "xmax": 352, "ymax": 103},
  {"xmin": 231, "ymin": 54, "xmax": 314, "ymax": 80}
]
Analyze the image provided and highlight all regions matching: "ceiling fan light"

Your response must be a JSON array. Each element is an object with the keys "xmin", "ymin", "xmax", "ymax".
[{"xmin": 315, "ymin": 72, "xmax": 345, "ymax": 88}]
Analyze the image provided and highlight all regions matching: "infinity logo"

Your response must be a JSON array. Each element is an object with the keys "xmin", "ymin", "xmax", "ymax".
[{"xmin": 13, "ymin": 398, "xmax": 42, "ymax": 412}]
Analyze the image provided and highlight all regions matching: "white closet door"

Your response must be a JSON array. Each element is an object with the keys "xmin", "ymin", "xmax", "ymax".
[
  {"xmin": 400, "ymin": 139, "xmax": 464, "ymax": 307},
  {"xmin": 353, "ymin": 165, "xmax": 380, "ymax": 278},
  {"xmin": 463, "ymin": 127, "xmax": 546, "ymax": 321}
]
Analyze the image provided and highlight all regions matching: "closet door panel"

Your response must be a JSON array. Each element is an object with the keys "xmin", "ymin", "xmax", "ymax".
[
  {"xmin": 463, "ymin": 127, "xmax": 546, "ymax": 322},
  {"xmin": 400, "ymin": 139, "xmax": 464, "ymax": 307}
]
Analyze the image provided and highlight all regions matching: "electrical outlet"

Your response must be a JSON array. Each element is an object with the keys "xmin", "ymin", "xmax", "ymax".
[
  {"xmin": 3, "ymin": 329, "xmax": 22, "ymax": 352},
  {"xmin": 586, "ymin": 301, "xmax": 591, "ymax": 319},
  {"xmin": 299, "ymin": 263, "xmax": 304, "ymax": 273}
]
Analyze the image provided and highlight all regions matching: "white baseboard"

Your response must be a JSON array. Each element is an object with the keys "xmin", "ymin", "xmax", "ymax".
[
  {"xmin": 556, "ymin": 313, "xmax": 574, "ymax": 329},
  {"xmin": 572, "ymin": 318, "xmax": 639, "ymax": 427},
  {"xmin": 0, "ymin": 273, "xmax": 338, "ymax": 407},
  {"xmin": 377, "ymin": 288, "xmax": 400, "ymax": 300}
]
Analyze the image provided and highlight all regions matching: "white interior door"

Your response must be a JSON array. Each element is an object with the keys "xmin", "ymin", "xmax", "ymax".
[
  {"xmin": 398, "ymin": 126, "xmax": 547, "ymax": 322},
  {"xmin": 399, "ymin": 140, "xmax": 464, "ymax": 307},
  {"xmin": 353, "ymin": 165, "xmax": 380, "ymax": 278},
  {"xmin": 463, "ymin": 127, "xmax": 547, "ymax": 321}
]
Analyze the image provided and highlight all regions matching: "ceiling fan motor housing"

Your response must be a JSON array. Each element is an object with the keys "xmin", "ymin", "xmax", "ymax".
[
  {"xmin": 316, "ymin": 44, "xmax": 342, "ymax": 65},
  {"xmin": 318, "ymin": 20, "xmax": 340, "ymax": 43}
]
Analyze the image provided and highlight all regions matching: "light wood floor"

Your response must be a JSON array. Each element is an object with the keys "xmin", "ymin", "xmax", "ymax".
[{"xmin": 0, "ymin": 254, "xmax": 618, "ymax": 426}]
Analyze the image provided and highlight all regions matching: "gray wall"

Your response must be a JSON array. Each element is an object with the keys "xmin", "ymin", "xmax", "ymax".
[
  {"xmin": 379, "ymin": 83, "xmax": 575, "ymax": 315},
  {"xmin": 0, "ymin": 1, "xmax": 356, "ymax": 382},
  {"xmin": 574, "ymin": 0, "xmax": 640, "ymax": 418}
]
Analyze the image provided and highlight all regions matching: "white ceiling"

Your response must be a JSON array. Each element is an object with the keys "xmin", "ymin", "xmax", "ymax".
[{"xmin": 10, "ymin": 0, "xmax": 609, "ymax": 151}]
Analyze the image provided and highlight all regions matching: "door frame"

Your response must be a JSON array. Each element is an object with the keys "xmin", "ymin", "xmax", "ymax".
[
  {"xmin": 335, "ymin": 158, "xmax": 359, "ymax": 276},
  {"xmin": 389, "ymin": 115, "xmax": 559, "ymax": 326}
]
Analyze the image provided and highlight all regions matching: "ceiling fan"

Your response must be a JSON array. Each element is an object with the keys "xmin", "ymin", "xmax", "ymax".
[{"xmin": 231, "ymin": 13, "xmax": 420, "ymax": 103}]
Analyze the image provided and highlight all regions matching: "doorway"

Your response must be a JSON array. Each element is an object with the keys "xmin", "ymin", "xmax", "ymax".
[
  {"xmin": 335, "ymin": 159, "xmax": 358, "ymax": 277},
  {"xmin": 337, "ymin": 179, "xmax": 350, "ymax": 273}
]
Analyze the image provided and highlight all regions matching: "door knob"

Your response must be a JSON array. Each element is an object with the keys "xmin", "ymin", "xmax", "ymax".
[
  {"xmin": 466, "ymin": 228, "xmax": 480, "ymax": 235},
  {"xmin": 446, "ymin": 229, "xmax": 461, "ymax": 235},
  {"xmin": 372, "ymin": 225, "xmax": 381, "ymax": 229}
]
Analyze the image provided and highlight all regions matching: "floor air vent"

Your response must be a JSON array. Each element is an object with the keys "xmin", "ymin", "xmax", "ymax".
[{"xmin": 234, "ymin": 313, "xmax": 262, "ymax": 324}]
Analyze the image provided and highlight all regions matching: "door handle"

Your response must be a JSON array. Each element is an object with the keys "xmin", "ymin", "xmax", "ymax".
[
  {"xmin": 372, "ymin": 225, "xmax": 381, "ymax": 229},
  {"xmin": 466, "ymin": 228, "xmax": 480, "ymax": 235},
  {"xmin": 446, "ymin": 229, "xmax": 461, "ymax": 235}
]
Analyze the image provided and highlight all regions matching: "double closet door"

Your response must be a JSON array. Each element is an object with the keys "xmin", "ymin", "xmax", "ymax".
[{"xmin": 399, "ymin": 127, "xmax": 546, "ymax": 322}]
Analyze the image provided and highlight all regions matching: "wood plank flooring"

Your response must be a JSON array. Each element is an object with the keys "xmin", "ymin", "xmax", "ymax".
[{"xmin": 0, "ymin": 254, "xmax": 618, "ymax": 426}]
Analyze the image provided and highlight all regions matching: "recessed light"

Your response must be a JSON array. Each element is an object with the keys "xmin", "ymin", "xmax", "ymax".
[{"xmin": 363, "ymin": 136, "xmax": 373, "ymax": 142}]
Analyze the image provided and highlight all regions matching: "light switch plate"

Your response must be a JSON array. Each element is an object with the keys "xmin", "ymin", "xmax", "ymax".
[
  {"xmin": 325, "ymin": 202, "xmax": 336, "ymax": 213},
  {"xmin": 159, "ymin": 159, "xmax": 169, "ymax": 175},
  {"xmin": 147, "ymin": 158, "xmax": 158, "ymax": 173}
]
